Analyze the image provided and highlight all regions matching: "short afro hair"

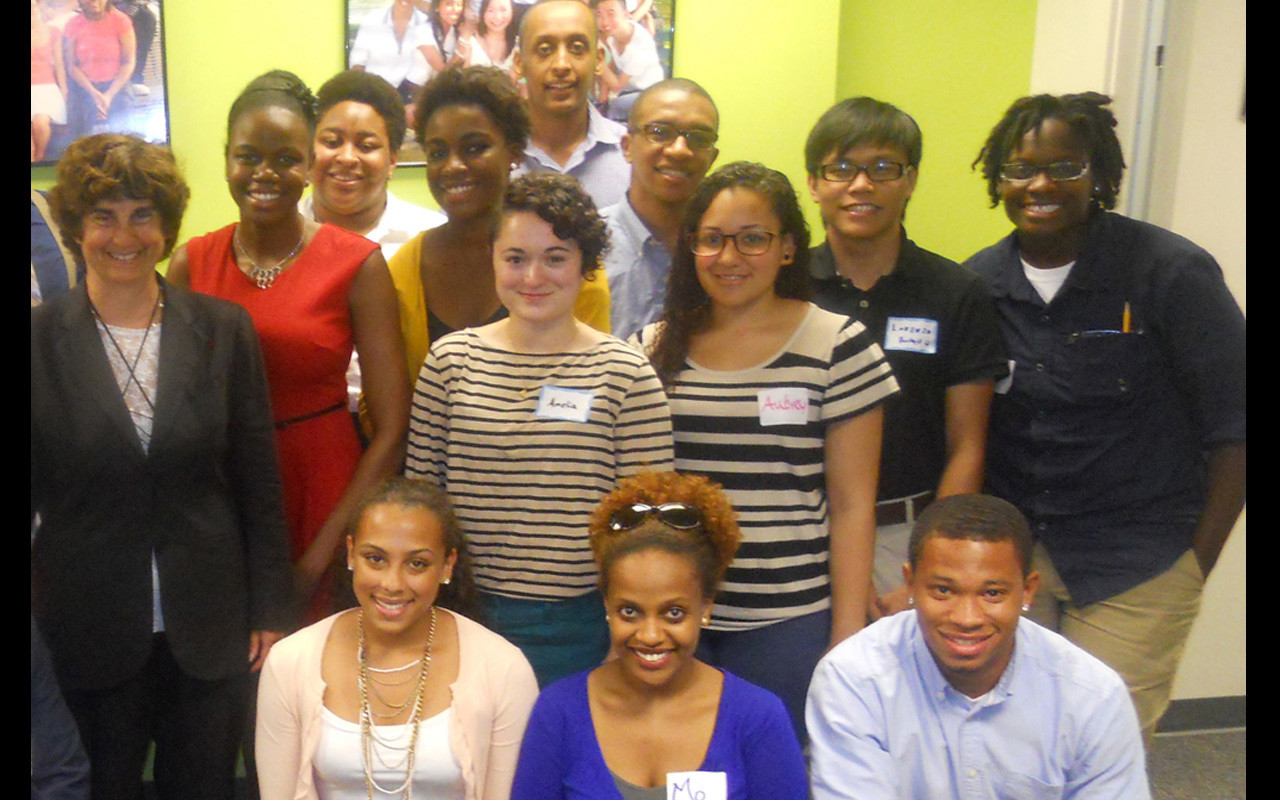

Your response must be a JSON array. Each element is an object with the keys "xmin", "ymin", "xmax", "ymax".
[
  {"xmin": 316, "ymin": 69, "xmax": 408, "ymax": 152},
  {"xmin": 414, "ymin": 65, "xmax": 529, "ymax": 155}
]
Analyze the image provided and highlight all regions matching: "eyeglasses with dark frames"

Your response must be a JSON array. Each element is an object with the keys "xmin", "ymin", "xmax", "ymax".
[
  {"xmin": 632, "ymin": 122, "xmax": 719, "ymax": 153},
  {"xmin": 818, "ymin": 159, "xmax": 908, "ymax": 184},
  {"xmin": 998, "ymin": 161, "xmax": 1090, "ymax": 184},
  {"xmin": 607, "ymin": 502, "xmax": 704, "ymax": 532},
  {"xmin": 689, "ymin": 229, "xmax": 778, "ymax": 257}
]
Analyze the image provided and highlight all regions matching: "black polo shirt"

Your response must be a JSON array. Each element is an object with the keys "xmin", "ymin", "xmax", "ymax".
[
  {"xmin": 810, "ymin": 231, "xmax": 1008, "ymax": 502},
  {"xmin": 965, "ymin": 212, "xmax": 1246, "ymax": 604}
]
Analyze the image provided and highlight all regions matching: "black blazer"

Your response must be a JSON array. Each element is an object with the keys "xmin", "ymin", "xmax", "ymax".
[{"xmin": 31, "ymin": 276, "xmax": 296, "ymax": 692}]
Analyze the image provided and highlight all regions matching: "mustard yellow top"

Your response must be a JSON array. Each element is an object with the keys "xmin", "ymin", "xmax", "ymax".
[{"xmin": 386, "ymin": 229, "xmax": 613, "ymax": 385}]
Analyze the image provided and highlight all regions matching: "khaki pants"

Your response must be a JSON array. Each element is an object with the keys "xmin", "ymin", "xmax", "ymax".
[{"xmin": 1027, "ymin": 544, "xmax": 1204, "ymax": 749}]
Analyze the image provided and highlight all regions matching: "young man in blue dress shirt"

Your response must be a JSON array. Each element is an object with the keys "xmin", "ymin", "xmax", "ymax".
[{"xmin": 807, "ymin": 494, "xmax": 1150, "ymax": 800}]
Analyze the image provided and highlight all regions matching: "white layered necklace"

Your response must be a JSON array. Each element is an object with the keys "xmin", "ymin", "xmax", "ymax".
[{"xmin": 356, "ymin": 607, "xmax": 437, "ymax": 800}]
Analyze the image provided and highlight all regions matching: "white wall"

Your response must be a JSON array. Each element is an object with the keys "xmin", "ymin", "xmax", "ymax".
[{"xmin": 1030, "ymin": 0, "xmax": 1246, "ymax": 701}]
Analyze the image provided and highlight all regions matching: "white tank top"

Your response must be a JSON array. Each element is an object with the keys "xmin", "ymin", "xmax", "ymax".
[{"xmin": 313, "ymin": 706, "xmax": 465, "ymax": 799}]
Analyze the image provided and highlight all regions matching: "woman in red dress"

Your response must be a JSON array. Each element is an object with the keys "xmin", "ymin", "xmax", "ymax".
[{"xmin": 169, "ymin": 70, "xmax": 409, "ymax": 624}]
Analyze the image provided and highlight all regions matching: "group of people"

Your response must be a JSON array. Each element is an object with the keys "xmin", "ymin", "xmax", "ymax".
[
  {"xmin": 31, "ymin": 0, "xmax": 1245, "ymax": 799},
  {"xmin": 31, "ymin": 0, "xmax": 159, "ymax": 163}
]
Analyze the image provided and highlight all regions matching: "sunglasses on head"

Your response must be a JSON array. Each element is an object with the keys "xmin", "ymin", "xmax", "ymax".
[{"xmin": 607, "ymin": 502, "xmax": 703, "ymax": 532}]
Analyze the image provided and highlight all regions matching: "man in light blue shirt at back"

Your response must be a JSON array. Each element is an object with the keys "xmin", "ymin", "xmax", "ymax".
[{"xmin": 807, "ymin": 494, "xmax": 1150, "ymax": 800}]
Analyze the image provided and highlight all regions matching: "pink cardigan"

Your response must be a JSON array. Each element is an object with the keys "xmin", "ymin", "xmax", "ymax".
[{"xmin": 255, "ymin": 609, "xmax": 539, "ymax": 800}]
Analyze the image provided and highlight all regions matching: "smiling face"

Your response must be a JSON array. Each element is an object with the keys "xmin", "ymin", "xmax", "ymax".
[
  {"xmin": 605, "ymin": 546, "xmax": 711, "ymax": 690},
  {"xmin": 226, "ymin": 105, "xmax": 312, "ymax": 227},
  {"xmin": 437, "ymin": 0, "xmax": 463, "ymax": 27},
  {"xmin": 623, "ymin": 87, "xmax": 720, "ymax": 209},
  {"xmin": 906, "ymin": 536, "xmax": 1038, "ymax": 698},
  {"xmin": 808, "ymin": 142, "xmax": 916, "ymax": 247},
  {"xmin": 493, "ymin": 210, "xmax": 584, "ymax": 325},
  {"xmin": 693, "ymin": 187, "xmax": 796, "ymax": 315},
  {"xmin": 423, "ymin": 103, "xmax": 519, "ymax": 223},
  {"xmin": 515, "ymin": 0, "xmax": 599, "ymax": 119},
  {"xmin": 311, "ymin": 100, "xmax": 395, "ymax": 225},
  {"xmin": 78, "ymin": 196, "xmax": 166, "ymax": 292},
  {"xmin": 347, "ymin": 503, "xmax": 457, "ymax": 641},
  {"xmin": 482, "ymin": 0, "xmax": 512, "ymax": 33},
  {"xmin": 999, "ymin": 117, "xmax": 1095, "ymax": 265}
]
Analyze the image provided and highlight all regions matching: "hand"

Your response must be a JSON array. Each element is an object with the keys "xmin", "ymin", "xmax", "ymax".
[
  {"xmin": 92, "ymin": 89, "xmax": 110, "ymax": 119},
  {"xmin": 248, "ymin": 630, "xmax": 285, "ymax": 672},
  {"xmin": 876, "ymin": 585, "xmax": 913, "ymax": 617}
]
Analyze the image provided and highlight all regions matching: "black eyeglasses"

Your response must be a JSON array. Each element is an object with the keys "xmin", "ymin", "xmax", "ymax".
[
  {"xmin": 632, "ymin": 122, "xmax": 719, "ymax": 153},
  {"xmin": 998, "ymin": 161, "xmax": 1089, "ymax": 184},
  {"xmin": 689, "ymin": 229, "xmax": 777, "ymax": 257},
  {"xmin": 607, "ymin": 503, "xmax": 703, "ymax": 532},
  {"xmin": 819, "ymin": 160, "xmax": 908, "ymax": 184}
]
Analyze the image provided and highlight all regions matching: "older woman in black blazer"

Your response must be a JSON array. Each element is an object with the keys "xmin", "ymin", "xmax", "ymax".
[{"xmin": 31, "ymin": 133, "xmax": 295, "ymax": 800}]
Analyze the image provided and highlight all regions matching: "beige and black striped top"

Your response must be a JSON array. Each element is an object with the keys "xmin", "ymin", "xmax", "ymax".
[{"xmin": 406, "ymin": 329, "xmax": 674, "ymax": 600}]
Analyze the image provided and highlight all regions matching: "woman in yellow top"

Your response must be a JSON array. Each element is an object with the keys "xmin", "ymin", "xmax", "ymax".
[{"xmin": 387, "ymin": 65, "xmax": 609, "ymax": 384}]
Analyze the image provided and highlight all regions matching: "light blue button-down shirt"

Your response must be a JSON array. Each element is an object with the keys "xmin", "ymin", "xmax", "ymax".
[
  {"xmin": 600, "ymin": 197, "xmax": 672, "ymax": 341},
  {"xmin": 806, "ymin": 612, "xmax": 1150, "ymax": 800},
  {"xmin": 516, "ymin": 105, "xmax": 631, "ymax": 210}
]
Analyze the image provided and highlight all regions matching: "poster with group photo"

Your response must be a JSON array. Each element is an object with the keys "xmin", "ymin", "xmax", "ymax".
[
  {"xmin": 344, "ymin": 0, "xmax": 676, "ymax": 165},
  {"xmin": 32, "ymin": 0, "xmax": 170, "ymax": 167}
]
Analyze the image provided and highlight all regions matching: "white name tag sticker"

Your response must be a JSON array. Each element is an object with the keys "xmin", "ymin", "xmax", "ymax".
[
  {"xmin": 994, "ymin": 359, "xmax": 1016, "ymax": 395},
  {"xmin": 667, "ymin": 771, "xmax": 727, "ymax": 800},
  {"xmin": 884, "ymin": 317, "xmax": 939, "ymax": 354},
  {"xmin": 757, "ymin": 387, "xmax": 810, "ymax": 426},
  {"xmin": 534, "ymin": 385, "xmax": 594, "ymax": 422}
]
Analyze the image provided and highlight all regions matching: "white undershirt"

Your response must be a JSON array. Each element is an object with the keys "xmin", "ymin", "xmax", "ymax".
[
  {"xmin": 1020, "ymin": 257, "xmax": 1075, "ymax": 304},
  {"xmin": 313, "ymin": 706, "xmax": 464, "ymax": 799}
]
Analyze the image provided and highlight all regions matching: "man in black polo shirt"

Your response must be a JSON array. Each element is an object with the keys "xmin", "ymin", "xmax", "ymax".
[{"xmin": 804, "ymin": 97, "xmax": 1008, "ymax": 617}]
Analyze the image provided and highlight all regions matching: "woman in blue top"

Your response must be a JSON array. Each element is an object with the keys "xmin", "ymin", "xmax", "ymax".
[{"xmin": 511, "ymin": 471, "xmax": 808, "ymax": 800}]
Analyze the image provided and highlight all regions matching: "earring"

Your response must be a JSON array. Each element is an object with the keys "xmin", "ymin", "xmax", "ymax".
[
  {"xmin": 1021, "ymin": 604, "xmax": 1030, "ymax": 612},
  {"xmin": 701, "ymin": 617, "xmax": 710, "ymax": 627},
  {"xmin": 347, "ymin": 563, "xmax": 354, "ymax": 572},
  {"xmin": 442, "ymin": 577, "xmax": 452, "ymax": 586},
  {"xmin": 907, "ymin": 596, "xmax": 914, "ymax": 606}
]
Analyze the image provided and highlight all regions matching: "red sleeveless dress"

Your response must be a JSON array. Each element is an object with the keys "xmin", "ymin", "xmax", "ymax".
[{"xmin": 185, "ymin": 223, "xmax": 378, "ymax": 622}]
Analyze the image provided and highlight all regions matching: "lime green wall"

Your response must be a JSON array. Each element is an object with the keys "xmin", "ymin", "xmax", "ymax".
[
  {"xmin": 835, "ymin": 0, "xmax": 1038, "ymax": 261},
  {"xmin": 32, "ymin": 0, "xmax": 1036, "ymax": 264}
]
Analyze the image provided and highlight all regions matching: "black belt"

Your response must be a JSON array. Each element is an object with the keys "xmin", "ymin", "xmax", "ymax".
[
  {"xmin": 275, "ymin": 401, "xmax": 346, "ymax": 430},
  {"xmin": 875, "ymin": 491, "xmax": 936, "ymax": 527}
]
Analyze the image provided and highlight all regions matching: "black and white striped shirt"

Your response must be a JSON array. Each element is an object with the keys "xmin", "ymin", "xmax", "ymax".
[{"xmin": 640, "ymin": 305, "xmax": 898, "ymax": 630}]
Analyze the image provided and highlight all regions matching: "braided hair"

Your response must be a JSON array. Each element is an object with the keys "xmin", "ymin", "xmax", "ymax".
[{"xmin": 972, "ymin": 91, "xmax": 1126, "ymax": 210}]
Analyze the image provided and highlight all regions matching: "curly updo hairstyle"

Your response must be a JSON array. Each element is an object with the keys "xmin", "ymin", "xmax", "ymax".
[
  {"xmin": 47, "ymin": 133, "xmax": 190, "ymax": 269},
  {"xmin": 498, "ymin": 171, "xmax": 610, "ymax": 276},
  {"xmin": 226, "ymin": 69, "xmax": 320, "ymax": 147},
  {"xmin": 588, "ymin": 471, "xmax": 741, "ymax": 599},
  {"xmin": 972, "ymin": 91, "xmax": 1126, "ymax": 211}
]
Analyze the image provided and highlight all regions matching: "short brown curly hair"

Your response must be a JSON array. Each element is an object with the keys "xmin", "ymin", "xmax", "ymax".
[
  {"xmin": 47, "ymin": 133, "xmax": 190, "ymax": 270},
  {"xmin": 499, "ymin": 171, "xmax": 610, "ymax": 276},
  {"xmin": 588, "ymin": 471, "xmax": 741, "ymax": 599}
]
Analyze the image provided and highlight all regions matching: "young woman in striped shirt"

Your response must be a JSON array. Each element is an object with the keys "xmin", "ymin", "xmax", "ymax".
[
  {"xmin": 636, "ymin": 161, "xmax": 898, "ymax": 741},
  {"xmin": 406, "ymin": 172, "xmax": 674, "ymax": 688}
]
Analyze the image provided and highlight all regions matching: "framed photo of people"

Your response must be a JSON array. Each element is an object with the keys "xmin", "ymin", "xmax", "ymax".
[
  {"xmin": 343, "ymin": 0, "xmax": 676, "ymax": 164},
  {"xmin": 32, "ymin": 0, "xmax": 171, "ymax": 167}
]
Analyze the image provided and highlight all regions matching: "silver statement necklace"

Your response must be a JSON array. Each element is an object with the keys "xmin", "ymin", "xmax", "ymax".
[{"xmin": 233, "ymin": 225, "xmax": 305, "ymax": 289}]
